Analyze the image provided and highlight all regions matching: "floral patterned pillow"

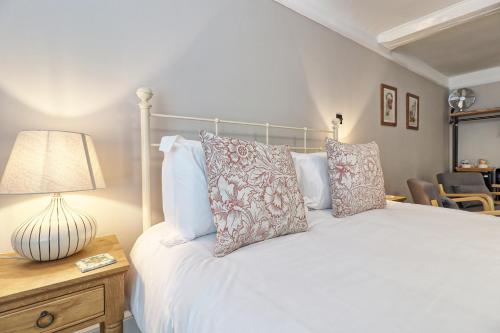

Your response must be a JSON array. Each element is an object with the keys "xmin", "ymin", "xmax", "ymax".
[
  {"xmin": 200, "ymin": 131, "xmax": 308, "ymax": 257},
  {"xmin": 325, "ymin": 138, "xmax": 386, "ymax": 217}
]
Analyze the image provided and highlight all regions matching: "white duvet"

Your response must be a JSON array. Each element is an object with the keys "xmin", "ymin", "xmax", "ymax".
[{"xmin": 129, "ymin": 202, "xmax": 500, "ymax": 333}]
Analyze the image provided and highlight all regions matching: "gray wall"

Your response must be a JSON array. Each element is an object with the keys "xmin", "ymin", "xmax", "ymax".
[
  {"xmin": 457, "ymin": 81, "xmax": 500, "ymax": 166},
  {"xmin": 0, "ymin": 0, "xmax": 449, "ymax": 253}
]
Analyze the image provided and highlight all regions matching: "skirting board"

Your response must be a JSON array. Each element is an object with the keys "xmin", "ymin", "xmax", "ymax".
[{"xmin": 75, "ymin": 311, "xmax": 141, "ymax": 333}]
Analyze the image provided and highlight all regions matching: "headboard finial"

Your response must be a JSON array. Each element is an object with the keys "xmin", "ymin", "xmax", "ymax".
[
  {"xmin": 332, "ymin": 118, "xmax": 341, "ymax": 127},
  {"xmin": 136, "ymin": 87, "xmax": 154, "ymax": 107}
]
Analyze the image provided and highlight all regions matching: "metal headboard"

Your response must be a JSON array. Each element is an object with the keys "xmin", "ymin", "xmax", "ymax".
[{"xmin": 136, "ymin": 87, "xmax": 341, "ymax": 231}]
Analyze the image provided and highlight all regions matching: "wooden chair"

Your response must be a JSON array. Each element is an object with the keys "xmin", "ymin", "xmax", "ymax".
[
  {"xmin": 407, "ymin": 179, "xmax": 489, "ymax": 209},
  {"xmin": 436, "ymin": 172, "xmax": 500, "ymax": 216}
]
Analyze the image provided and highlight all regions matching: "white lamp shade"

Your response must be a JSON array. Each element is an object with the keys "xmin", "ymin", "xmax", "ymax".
[{"xmin": 0, "ymin": 131, "xmax": 105, "ymax": 194}]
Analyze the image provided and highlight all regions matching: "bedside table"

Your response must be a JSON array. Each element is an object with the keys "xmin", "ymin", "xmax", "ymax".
[
  {"xmin": 385, "ymin": 195, "xmax": 407, "ymax": 202},
  {"xmin": 0, "ymin": 235, "xmax": 129, "ymax": 333}
]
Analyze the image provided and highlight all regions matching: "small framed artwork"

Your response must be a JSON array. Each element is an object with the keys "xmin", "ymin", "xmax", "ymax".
[
  {"xmin": 380, "ymin": 84, "xmax": 397, "ymax": 126},
  {"xmin": 406, "ymin": 93, "xmax": 419, "ymax": 130}
]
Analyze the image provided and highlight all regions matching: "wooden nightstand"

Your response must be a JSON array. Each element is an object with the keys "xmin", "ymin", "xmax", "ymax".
[
  {"xmin": 385, "ymin": 195, "xmax": 407, "ymax": 202},
  {"xmin": 0, "ymin": 235, "xmax": 129, "ymax": 333}
]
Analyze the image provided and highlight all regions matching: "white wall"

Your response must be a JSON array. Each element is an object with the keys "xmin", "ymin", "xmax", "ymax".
[
  {"xmin": 456, "ymin": 81, "xmax": 500, "ymax": 167},
  {"xmin": 0, "ymin": 0, "xmax": 448, "ymax": 255}
]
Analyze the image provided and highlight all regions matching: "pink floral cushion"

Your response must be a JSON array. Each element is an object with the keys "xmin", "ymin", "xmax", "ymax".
[
  {"xmin": 325, "ymin": 139, "xmax": 386, "ymax": 217},
  {"xmin": 200, "ymin": 131, "xmax": 308, "ymax": 257}
]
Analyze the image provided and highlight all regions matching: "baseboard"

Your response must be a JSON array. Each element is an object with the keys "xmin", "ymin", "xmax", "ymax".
[{"xmin": 75, "ymin": 310, "xmax": 140, "ymax": 333}]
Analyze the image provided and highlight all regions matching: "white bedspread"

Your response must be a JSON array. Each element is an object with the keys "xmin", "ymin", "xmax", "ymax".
[{"xmin": 129, "ymin": 202, "xmax": 500, "ymax": 333}]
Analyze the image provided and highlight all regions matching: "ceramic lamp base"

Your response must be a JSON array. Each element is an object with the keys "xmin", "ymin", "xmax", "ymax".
[{"xmin": 11, "ymin": 193, "xmax": 97, "ymax": 261}]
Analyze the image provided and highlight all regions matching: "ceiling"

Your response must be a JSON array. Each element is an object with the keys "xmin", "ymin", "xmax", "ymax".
[
  {"xmin": 304, "ymin": 0, "xmax": 462, "ymax": 34},
  {"xmin": 274, "ymin": 0, "xmax": 500, "ymax": 88},
  {"xmin": 395, "ymin": 11, "xmax": 500, "ymax": 76}
]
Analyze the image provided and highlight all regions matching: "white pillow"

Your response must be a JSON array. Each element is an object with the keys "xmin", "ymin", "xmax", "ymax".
[
  {"xmin": 159, "ymin": 136, "xmax": 215, "ymax": 245},
  {"xmin": 291, "ymin": 152, "xmax": 331, "ymax": 210}
]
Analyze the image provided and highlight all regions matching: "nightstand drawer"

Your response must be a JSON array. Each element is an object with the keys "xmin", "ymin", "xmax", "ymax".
[{"xmin": 0, "ymin": 285, "xmax": 105, "ymax": 333}]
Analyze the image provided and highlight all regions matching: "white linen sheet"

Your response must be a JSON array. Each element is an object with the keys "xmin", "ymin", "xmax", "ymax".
[{"xmin": 129, "ymin": 202, "xmax": 500, "ymax": 333}]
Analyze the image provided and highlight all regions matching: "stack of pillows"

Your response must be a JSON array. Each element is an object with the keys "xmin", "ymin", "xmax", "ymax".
[{"xmin": 160, "ymin": 132, "xmax": 386, "ymax": 257}]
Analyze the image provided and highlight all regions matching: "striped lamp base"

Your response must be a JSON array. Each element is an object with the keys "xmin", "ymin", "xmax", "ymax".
[{"xmin": 11, "ymin": 193, "xmax": 97, "ymax": 261}]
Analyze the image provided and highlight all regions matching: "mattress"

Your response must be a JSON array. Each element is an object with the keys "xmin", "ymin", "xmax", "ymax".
[{"xmin": 129, "ymin": 202, "xmax": 500, "ymax": 333}]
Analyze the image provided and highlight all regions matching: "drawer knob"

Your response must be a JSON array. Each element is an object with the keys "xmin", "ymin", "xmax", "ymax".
[{"xmin": 36, "ymin": 310, "xmax": 55, "ymax": 329}]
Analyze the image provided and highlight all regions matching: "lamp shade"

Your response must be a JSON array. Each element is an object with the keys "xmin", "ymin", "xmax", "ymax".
[{"xmin": 0, "ymin": 131, "xmax": 105, "ymax": 194}]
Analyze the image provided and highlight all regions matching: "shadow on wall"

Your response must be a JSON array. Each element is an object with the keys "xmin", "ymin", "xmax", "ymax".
[
  {"xmin": 0, "ymin": 1, "xmax": 224, "ymax": 118},
  {"xmin": 144, "ymin": 0, "xmax": 330, "ymax": 129}
]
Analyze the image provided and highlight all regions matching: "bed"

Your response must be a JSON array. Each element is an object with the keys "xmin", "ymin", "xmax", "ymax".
[{"xmin": 129, "ymin": 88, "xmax": 500, "ymax": 333}]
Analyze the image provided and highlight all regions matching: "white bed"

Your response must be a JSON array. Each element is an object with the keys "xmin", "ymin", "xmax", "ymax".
[
  {"xmin": 131, "ymin": 88, "xmax": 500, "ymax": 332},
  {"xmin": 129, "ymin": 202, "xmax": 500, "ymax": 333}
]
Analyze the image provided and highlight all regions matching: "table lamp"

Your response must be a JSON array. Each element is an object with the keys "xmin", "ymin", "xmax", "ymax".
[{"xmin": 0, "ymin": 131, "xmax": 105, "ymax": 261}]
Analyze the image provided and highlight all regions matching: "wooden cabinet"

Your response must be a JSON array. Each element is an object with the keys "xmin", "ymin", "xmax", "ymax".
[
  {"xmin": 0, "ymin": 236, "xmax": 129, "ymax": 333},
  {"xmin": 385, "ymin": 195, "xmax": 407, "ymax": 202},
  {"xmin": 0, "ymin": 286, "xmax": 104, "ymax": 333}
]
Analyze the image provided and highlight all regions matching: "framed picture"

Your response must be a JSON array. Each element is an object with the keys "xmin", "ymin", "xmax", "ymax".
[
  {"xmin": 380, "ymin": 84, "xmax": 397, "ymax": 126},
  {"xmin": 406, "ymin": 93, "xmax": 419, "ymax": 130}
]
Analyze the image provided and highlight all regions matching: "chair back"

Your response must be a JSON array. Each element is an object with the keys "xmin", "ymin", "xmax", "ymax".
[
  {"xmin": 407, "ymin": 179, "xmax": 445, "ymax": 206},
  {"xmin": 436, "ymin": 172, "xmax": 488, "ymax": 194}
]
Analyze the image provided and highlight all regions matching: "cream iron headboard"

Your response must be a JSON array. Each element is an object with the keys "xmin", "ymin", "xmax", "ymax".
[{"xmin": 136, "ymin": 87, "xmax": 341, "ymax": 231}]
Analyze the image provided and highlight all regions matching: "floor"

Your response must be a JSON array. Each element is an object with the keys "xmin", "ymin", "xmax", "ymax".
[{"xmin": 76, "ymin": 312, "xmax": 141, "ymax": 333}]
